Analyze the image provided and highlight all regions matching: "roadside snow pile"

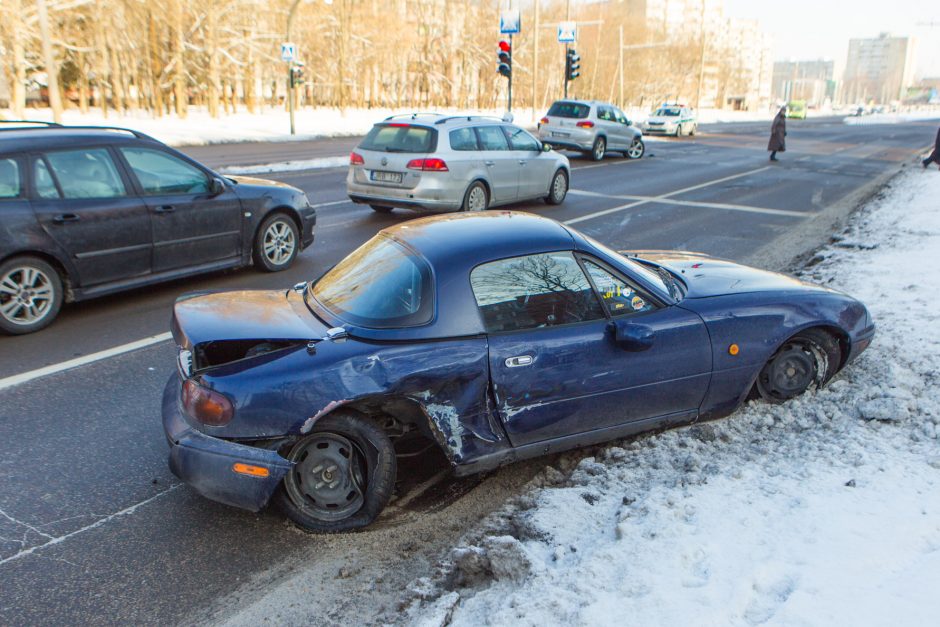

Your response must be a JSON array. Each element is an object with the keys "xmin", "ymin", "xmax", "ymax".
[
  {"xmin": 404, "ymin": 166, "xmax": 940, "ymax": 627},
  {"xmin": 843, "ymin": 111, "xmax": 940, "ymax": 126}
]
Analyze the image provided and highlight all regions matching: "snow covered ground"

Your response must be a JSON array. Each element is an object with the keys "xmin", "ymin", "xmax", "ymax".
[
  {"xmin": 405, "ymin": 166, "xmax": 940, "ymax": 627},
  {"xmin": 843, "ymin": 111, "xmax": 940, "ymax": 126}
]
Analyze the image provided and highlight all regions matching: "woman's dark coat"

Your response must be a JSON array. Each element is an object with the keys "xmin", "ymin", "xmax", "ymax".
[{"xmin": 768, "ymin": 111, "xmax": 786, "ymax": 152}]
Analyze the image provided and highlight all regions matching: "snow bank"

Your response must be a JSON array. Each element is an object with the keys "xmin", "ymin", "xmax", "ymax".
[
  {"xmin": 405, "ymin": 166, "xmax": 940, "ymax": 626},
  {"xmin": 843, "ymin": 111, "xmax": 940, "ymax": 126}
]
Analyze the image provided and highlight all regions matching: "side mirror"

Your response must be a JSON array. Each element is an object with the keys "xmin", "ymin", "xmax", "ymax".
[
  {"xmin": 624, "ymin": 119, "xmax": 632, "ymax": 127},
  {"xmin": 542, "ymin": 142, "xmax": 553, "ymax": 153},
  {"xmin": 210, "ymin": 177, "xmax": 226, "ymax": 196},
  {"xmin": 607, "ymin": 319, "xmax": 654, "ymax": 352}
]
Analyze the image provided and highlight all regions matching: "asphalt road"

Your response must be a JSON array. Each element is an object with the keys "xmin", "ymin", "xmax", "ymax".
[{"xmin": 0, "ymin": 116, "xmax": 935, "ymax": 625}]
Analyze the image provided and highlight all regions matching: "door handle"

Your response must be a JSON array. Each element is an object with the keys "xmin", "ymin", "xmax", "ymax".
[
  {"xmin": 518, "ymin": 160, "xmax": 527, "ymax": 165},
  {"xmin": 505, "ymin": 355, "xmax": 533, "ymax": 368},
  {"xmin": 154, "ymin": 205, "xmax": 175, "ymax": 214},
  {"xmin": 484, "ymin": 161, "xmax": 495, "ymax": 167},
  {"xmin": 52, "ymin": 213, "xmax": 80, "ymax": 224}
]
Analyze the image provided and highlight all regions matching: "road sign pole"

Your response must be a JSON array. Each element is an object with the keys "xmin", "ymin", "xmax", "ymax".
[
  {"xmin": 508, "ymin": 34, "xmax": 513, "ymax": 112},
  {"xmin": 564, "ymin": 43, "xmax": 569, "ymax": 98},
  {"xmin": 288, "ymin": 62, "xmax": 296, "ymax": 136}
]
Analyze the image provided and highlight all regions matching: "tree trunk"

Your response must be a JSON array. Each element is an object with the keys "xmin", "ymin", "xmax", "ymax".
[
  {"xmin": 171, "ymin": 0, "xmax": 187, "ymax": 118},
  {"xmin": 10, "ymin": 0, "xmax": 27, "ymax": 118}
]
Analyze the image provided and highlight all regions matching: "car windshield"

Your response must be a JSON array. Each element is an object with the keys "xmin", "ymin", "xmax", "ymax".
[
  {"xmin": 311, "ymin": 235, "xmax": 433, "ymax": 328},
  {"xmin": 359, "ymin": 124, "xmax": 435, "ymax": 153},
  {"xmin": 581, "ymin": 235, "xmax": 674, "ymax": 297},
  {"xmin": 547, "ymin": 102, "xmax": 590, "ymax": 119},
  {"xmin": 654, "ymin": 108, "xmax": 681, "ymax": 117}
]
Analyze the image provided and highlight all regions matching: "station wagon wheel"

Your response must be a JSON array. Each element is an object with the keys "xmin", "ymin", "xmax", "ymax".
[
  {"xmin": 626, "ymin": 137, "xmax": 645, "ymax": 159},
  {"xmin": 590, "ymin": 137, "xmax": 606, "ymax": 161},
  {"xmin": 461, "ymin": 181, "xmax": 489, "ymax": 212},
  {"xmin": 545, "ymin": 169, "xmax": 568, "ymax": 205},
  {"xmin": 276, "ymin": 412, "xmax": 396, "ymax": 533},
  {"xmin": 0, "ymin": 256, "xmax": 63, "ymax": 335},
  {"xmin": 253, "ymin": 213, "xmax": 299, "ymax": 272},
  {"xmin": 756, "ymin": 329, "xmax": 841, "ymax": 404}
]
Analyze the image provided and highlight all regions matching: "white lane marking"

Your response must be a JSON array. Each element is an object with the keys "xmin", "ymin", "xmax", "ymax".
[
  {"xmin": 313, "ymin": 199, "xmax": 354, "ymax": 208},
  {"xmin": 0, "ymin": 332, "xmax": 173, "ymax": 392},
  {"xmin": 219, "ymin": 156, "xmax": 348, "ymax": 175},
  {"xmin": 0, "ymin": 485, "xmax": 181, "ymax": 567},
  {"xmin": 568, "ymin": 189, "xmax": 806, "ymax": 218},
  {"xmin": 386, "ymin": 469, "xmax": 450, "ymax": 512},
  {"xmin": 564, "ymin": 166, "xmax": 771, "ymax": 225}
]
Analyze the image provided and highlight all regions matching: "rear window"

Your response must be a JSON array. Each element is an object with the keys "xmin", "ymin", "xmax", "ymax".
[
  {"xmin": 312, "ymin": 235, "xmax": 433, "ymax": 328},
  {"xmin": 547, "ymin": 102, "xmax": 590, "ymax": 119},
  {"xmin": 359, "ymin": 124, "xmax": 436, "ymax": 153}
]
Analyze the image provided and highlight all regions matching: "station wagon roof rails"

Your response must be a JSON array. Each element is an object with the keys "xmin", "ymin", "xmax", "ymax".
[
  {"xmin": 383, "ymin": 112, "xmax": 442, "ymax": 121},
  {"xmin": 433, "ymin": 115, "xmax": 506, "ymax": 125},
  {"xmin": 0, "ymin": 122, "xmax": 157, "ymax": 141},
  {"xmin": 0, "ymin": 119, "xmax": 63, "ymax": 130}
]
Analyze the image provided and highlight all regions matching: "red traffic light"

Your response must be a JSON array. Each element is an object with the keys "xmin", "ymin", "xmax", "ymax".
[{"xmin": 498, "ymin": 40, "xmax": 511, "ymax": 53}]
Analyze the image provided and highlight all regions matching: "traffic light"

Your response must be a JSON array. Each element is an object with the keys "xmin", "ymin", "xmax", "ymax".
[
  {"xmin": 566, "ymin": 49, "xmax": 581, "ymax": 81},
  {"xmin": 290, "ymin": 64, "xmax": 305, "ymax": 88},
  {"xmin": 497, "ymin": 40, "xmax": 512, "ymax": 79}
]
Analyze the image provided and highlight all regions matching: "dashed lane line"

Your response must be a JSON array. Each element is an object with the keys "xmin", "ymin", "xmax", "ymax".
[
  {"xmin": 0, "ymin": 332, "xmax": 173, "ymax": 392},
  {"xmin": 564, "ymin": 166, "xmax": 772, "ymax": 225}
]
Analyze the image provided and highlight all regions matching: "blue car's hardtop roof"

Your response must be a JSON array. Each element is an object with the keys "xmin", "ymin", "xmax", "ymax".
[{"xmin": 383, "ymin": 211, "xmax": 575, "ymax": 271}]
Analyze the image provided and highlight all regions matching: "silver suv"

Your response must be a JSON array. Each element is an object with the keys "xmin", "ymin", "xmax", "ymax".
[
  {"xmin": 538, "ymin": 100, "xmax": 645, "ymax": 162},
  {"xmin": 346, "ymin": 114, "xmax": 571, "ymax": 213}
]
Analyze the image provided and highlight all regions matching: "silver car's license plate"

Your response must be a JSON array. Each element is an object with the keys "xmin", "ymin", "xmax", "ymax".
[
  {"xmin": 371, "ymin": 170, "xmax": 403, "ymax": 183},
  {"xmin": 552, "ymin": 131, "xmax": 570, "ymax": 138}
]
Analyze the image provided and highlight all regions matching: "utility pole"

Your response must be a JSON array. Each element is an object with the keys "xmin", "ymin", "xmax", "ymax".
[
  {"xmin": 532, "ymin": 0, "xmax": 540, "ymax": 116},
  {"xmin": 564, "ymin": 0, "xmax": 570, "ymax": 99},
  {"xmin": 618, "ymin": 24, "xmax": 624, "ymax": 107},
  {"xmin": 696, "ymin": 0, "xmax": 706, "ymax": 110},
  {"xmin": 35, "ymin": 0, "xmax": 63, "ymax": 123},
  {"xmin": 286, "ymin": 0, "xmax": 302, "ymax": 135}
]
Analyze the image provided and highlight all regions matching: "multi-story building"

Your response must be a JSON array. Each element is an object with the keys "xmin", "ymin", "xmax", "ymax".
[
  {"xmin": 842, "ymin": 33, "xmax": 917, "ymax": 105},
  {"xmin": 772, "ymin": 59, "xmax": 835, "ymax": 107}
]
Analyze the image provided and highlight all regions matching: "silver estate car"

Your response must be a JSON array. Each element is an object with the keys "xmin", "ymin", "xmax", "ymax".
[
  {"xmin": 346, "ymin": 114, "xmax": 571, "ymax": 213},
  {"xmin": 537, "ymin": 100, "xmax": 645, "ymax": 162}
]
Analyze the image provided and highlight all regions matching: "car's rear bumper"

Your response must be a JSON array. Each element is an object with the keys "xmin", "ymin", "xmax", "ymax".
[
  {"xmin": 162, "ymin": 374, "xmax": 292, "ymax": 512},
  {"xmin": 300, "ymin": 208, "xmax": 317, "ymax": 249},
  {"xmin": 537, "ymin": 126, "xmax": 594, "ymax": 151}
]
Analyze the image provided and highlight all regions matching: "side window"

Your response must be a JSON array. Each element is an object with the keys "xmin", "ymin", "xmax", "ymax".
[
  {"xmin": 470, "ymin": 252, "xmax": 606, "ymax": 333},
  {"xmin": 449, "ymin": 127, "xmax": 479, "ymax": 151},
  {"xmin": 614, "ymin": 108, "xmax": 630, "ymax": 125},
  {"xmin": 505, "ymin": 126, "xmax": 541, "ymax": 152},
  {"xmin": 597, "ymin": 106, "xmax": 614, "ymax": 122},
  {"xmin": 120, "ymin": 148, "xmax": 210, "ymax": 195},
  {"xmin": 476, "ymin": 126, "xmax": 510, "ymax": 151},
  {"xmin": 43, "ymin": 148, "xmax": 126, "ymax": 199},
  {"xmin": 0, "ymin": 157, "xmax": 22, "ymax": 199},
  {"xmin": 33, "ymin": 158, "xmax": 61, "ymax": 199},
  {"xmin": 583, "ymin": 259, "xmax": 656, "ymax": 316}
]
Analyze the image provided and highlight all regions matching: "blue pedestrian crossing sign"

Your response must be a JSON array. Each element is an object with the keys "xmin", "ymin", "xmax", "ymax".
[
  {"xmin": 280, "ymin": 43, "xmax": 297, "ymax": 62},
  {"xmin": 557, "ymin": 21, "xmax": 576, "ymax": 43},
  {"xmin": 500, "ymin": 9, "xmax": 521, "ymax": 34}
]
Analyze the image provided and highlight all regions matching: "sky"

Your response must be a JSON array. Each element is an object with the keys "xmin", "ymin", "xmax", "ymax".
[{"xmin": 724, "ymin": 0, "xmax": 940, "ymax": 79}]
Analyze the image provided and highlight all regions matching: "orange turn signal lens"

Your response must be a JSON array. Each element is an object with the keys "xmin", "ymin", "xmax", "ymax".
[
  {"xmin": 232, "ymin": 463, "xmax": 270, "ymax": 478},
  {"xmin": 728, "ymin": 344, "xmax": 740, "ymax": 356}
]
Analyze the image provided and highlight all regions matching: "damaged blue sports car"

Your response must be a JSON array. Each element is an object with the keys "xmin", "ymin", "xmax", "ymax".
[{"xmin": 163, "ymin": 212, "xmax": 874, "ymax": 532}]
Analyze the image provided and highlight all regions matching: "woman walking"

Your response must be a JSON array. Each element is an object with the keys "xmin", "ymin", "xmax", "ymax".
[
  {"xmin": 923, "ymin": 126, "xmax": 940, "ymax": 170},
  {"xmin": 768, "ymin": 106, "xmax": 787, "ymax": 162}
]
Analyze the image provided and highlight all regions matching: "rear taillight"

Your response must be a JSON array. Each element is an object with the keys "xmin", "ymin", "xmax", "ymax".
[
  {"xmin": 182, "ymin": 379, "xmax": 234, "ymax": 426},
  {"xmin": 540, "ymin": 116, "xmax": 549, "ymax": 125},
  {"xmin": 349, "ymin": 151, "xmax": 364, "ymax": 165},
  {"xmin": 576, "ymin": 120, "xmax": 595, "ymax": 128},
  {"xmin": 406, "ymin": 158, "xmax": 449, "ymax": 171}
]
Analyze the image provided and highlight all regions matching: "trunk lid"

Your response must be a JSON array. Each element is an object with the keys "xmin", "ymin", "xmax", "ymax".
[{"xmin": 171, "ymin": 289, "xmax": 327, "ymax": 372}]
